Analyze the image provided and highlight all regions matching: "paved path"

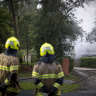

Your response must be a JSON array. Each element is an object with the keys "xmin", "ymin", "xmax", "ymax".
[
  {"xmin": 17, "ymin": 90, "xmax": 96, "ymax": 96},
  {"xmin": 62, "ymin": 91, "xmax": 96, "ymax": 96},
  {"xmin": 74, "ymin": 67, "xmax": 96, "ymax": 71}
]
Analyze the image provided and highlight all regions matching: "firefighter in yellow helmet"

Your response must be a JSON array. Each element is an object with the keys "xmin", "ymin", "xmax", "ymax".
[
  {"xmin": 0, "ymin": 37, "xmax": 20, "ymax": 96},
  {"xmin": 32, "ymin": 43, "xmax": 64, "ymax": 96}
]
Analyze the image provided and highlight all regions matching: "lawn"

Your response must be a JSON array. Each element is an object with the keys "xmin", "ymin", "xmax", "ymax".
[{"xmin": 19, "ymin": 73, "xmax": 32, "ymax": 77}]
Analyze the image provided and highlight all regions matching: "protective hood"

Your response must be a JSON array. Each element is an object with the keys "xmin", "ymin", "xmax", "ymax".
[
  {"xmin": 4, "ymin": 49, "xmax": 17, "ymax": 57},
  {"xmin": 40, "ymin": 54, "xmax": 56, "ymax": 63}
]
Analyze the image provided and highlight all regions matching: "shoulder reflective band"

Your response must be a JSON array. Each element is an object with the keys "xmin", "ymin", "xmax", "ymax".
[
  {"xmin": 41, "ymin": 74, "xmax": 56, "ymax": 79},
  {"xmin": 4, "ymin": 79, "xmax": 10, "ymax": 85},
  {"xmin": 0, "ymin": 65, "xmax": 10, "ymax": 71},
  {"xmin": 10, "ymin": 66, "xmax": 19, "ymax": 71},
  {"xmin": 7, "ymin": 87, "xmax": 20, "ymax": 93},
  {"xmin": 53, "ymin": 83, "xmax": 61, "ymax": 89},
  {"xmin": 36, "ymin": 92, "xmax": 45, "ymax": 96},
  {"xmin": 32, "ymin": 71, "xmax": 39, "ymax": 78},
  {"xmin": 57, "ymin": 72, "xmax": 64, "ymax": 78},
  {"xmin": 36, "ymin": 82, "xmax": 44, "ymax": 89}
]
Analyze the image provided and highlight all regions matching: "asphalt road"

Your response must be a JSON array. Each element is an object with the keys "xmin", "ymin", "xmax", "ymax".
[{"xmin": 17, "ymin": 90, "xmax": 96, "ymax": 96}]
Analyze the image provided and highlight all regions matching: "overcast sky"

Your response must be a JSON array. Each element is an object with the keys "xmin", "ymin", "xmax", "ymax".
[
  {"xmin": 74, "ymin": 1, "xmax": 96, "ymax": 58},
  {"xmin": 74, "ymin": 1, "xmax": 96, "ymax": 33}
]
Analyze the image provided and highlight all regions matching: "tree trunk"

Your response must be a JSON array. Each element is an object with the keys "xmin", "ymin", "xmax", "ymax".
[
  {"xmin": 9, "ymin": 0, "xmax": 19, "ymax": 38},
  {"xmin": 25, "ymin": 26, "xmax": 28, "ymax": 65}
]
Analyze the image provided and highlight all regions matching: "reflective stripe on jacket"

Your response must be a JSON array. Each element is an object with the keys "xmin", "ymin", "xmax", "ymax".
[
  {"xmin": 0, "ymin": 53, "xmax": 20, "ymax": 93},
  {"xmin": 32, "ymin": 61, "xmax": 64, "ymax": 89}
]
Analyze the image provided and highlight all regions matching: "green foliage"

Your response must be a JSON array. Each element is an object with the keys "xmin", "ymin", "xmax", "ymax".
[
  {"xmin": 19, "ymin": 73, "xmax": 32, "ymax": 77},
  {"xmin": 0, "ymin": 0, "xmax": 93, "ymax": 58},
  {"xmin": 20, "ymin": 81, "xmax": 35, "ymax": 90},
  {"xmin": 61, "ymin": 83, "xmax": 80, "ymax": 92},
  {"xmin": 69, "ymin": 58, "xmax": 74, "ymax": 72},
  {"xmin": 33, "ymin": 0, "xmax": 84, "ymax": 58},
  {"xmin": 65, "ymin": 74, "xmax": 79, "ymax": 81},
  {"xmin": 0, "ymin": 7, "xmax": 12, "ymax": 52},
  {"xmin": 86, "ymin": 27, "xmax": 96, "ymax": 43},
  {"xmin": 19, "ymin": 14, "xmax": 35, "ymax": 49},
  {"xmin": 17, "ymin": 50, "xmax": 24, "ymax": 63},
  {"xmin": 80, "ymin": 57, "xmax": 96, "ymax": 68}
]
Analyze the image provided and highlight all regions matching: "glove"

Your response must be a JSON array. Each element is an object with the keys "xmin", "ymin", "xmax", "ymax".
[
  {"xmin": 0, "ymin": 86, "xmax": 6, "ymax": 92},
  {"xmin": 48, "ymin": 86, "xmax": 57, "ymax": 96},
  {"xmin": 40, "ymin": 85, "xmax": 49, "ymax": 93},
  {"xmin": 10, "ymin": 73, "xmax": 17, "ymax": 82},
  {"xmin": 34, "ymin": 79, "xmax": 49, "ymax": 93},
  {"xmin": 0, "ymin": 82, "xmax": 8, "ymax": 92}
]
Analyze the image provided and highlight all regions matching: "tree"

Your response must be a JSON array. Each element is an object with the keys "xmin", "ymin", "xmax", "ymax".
[
  {"xmin": 0, "ymin": 7, "xmax": 12, "ymax": 53},
  {"xmin": 86, "ymin": 27, "xmax": 96, "ymax": 43},
  {"xmin": 0, "ymin": 0, "xmax": 36, "ymax": 64},
  {"xmin": 33, "ymin": 0, "xmax": 85, "ymax": 58},
  {"xmin": 0, "ymin": 0, "xmax": 35, "ymax": 39}
]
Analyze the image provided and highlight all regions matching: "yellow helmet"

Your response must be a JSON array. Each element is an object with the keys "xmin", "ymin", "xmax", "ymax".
[
  {"xmin": 5, "ymin": 37, "xmax": 20, "ymax": 50},
  {"xmin": 40, "ymin": 43, "xmax": 55, "ymax": 56}
]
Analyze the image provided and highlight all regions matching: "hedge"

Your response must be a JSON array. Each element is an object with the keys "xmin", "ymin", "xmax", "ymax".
[{"xmin": 80, "ymin": 57, "xmax": 96, "ymax": 68}]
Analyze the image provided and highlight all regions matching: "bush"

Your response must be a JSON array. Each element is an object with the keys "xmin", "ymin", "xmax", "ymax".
[
  {"xmin": 69, "ymin": 58, "xmax": 74, "ymax": 72},
  {"xmin": 17, "ymin": 50, "xmax": 24, "ymax": 63},
  {"xmin": 80, "ymin": 57, "xmax": 96, "ymax": 68}
]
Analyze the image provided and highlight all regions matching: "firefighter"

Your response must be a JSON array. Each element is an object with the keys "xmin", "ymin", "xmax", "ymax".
[
  {"xmin": 0, "ymin": 37, "xmax": 20, "ymax": 96},
  {"xmin": 32, "ymin": 43, "xmax": 64, "ymax": 96}
]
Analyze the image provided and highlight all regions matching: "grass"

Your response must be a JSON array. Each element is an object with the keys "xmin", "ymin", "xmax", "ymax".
[
  {"xmin": 19, "ymin": 81, "xmax": 80, "ymax": 92},
  {"xmin": 64, "ymin": 74, "xmax": 79, "ymax": 81},
  {"xmin": 19, "ymin": 73, "xmax": 32, "ymax": 77},
  {"xmin": 19, "ymin": 73, "xmax": 80, "ymax": 92},
  {"xmin": 61, "ymin": 83, "xmax": 80, "ymax": 92},
  {"xmin": 20, "ymin": 81, "xmax": 35, "ymax": 90}
]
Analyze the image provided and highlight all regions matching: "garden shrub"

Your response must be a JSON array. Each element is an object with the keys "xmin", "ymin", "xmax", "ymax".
[
  {"xmin": 69, "ymin": 58, "xmax": 74, "ymax": 72},
  {"xmin": 80, "ymin": 57, "xmax": 96, "ymax": 68}
]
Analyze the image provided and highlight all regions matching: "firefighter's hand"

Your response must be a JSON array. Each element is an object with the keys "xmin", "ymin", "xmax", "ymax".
[
  {"xmin": 0, "ymin": 82, "xmax": 8, "ymax": 92},
  {"xmin": 48, "ymin": 86, "xmax": 57, "ymax": 96},
  {"xmin": 48, "ymin": 92, "xmax": 55, "ymax": 96},
  {"xmin": 41, "ymin": 85, "xmax": 49, "ymax": 93},
  {"xmin": 0, "ymin": 86, "xmax": 6, "ymax": 92}
]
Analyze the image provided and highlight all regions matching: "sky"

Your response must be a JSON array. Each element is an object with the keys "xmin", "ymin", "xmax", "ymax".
[
  {"xmin": 74, "ymin": 1, "xmax": 96, "ymax": 58},
  {"xmin": 74, "ymin": 1, "xmax": 96, "ymax": 33}
]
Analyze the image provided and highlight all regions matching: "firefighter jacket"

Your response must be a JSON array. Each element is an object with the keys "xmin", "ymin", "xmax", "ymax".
[
  {"xmin": 32, "ymin": 54, "xmax": 64, "ymax": 95},
  {"xmin": 0, "ymin": 50, "xmax": 20, "ymax": 93}
]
